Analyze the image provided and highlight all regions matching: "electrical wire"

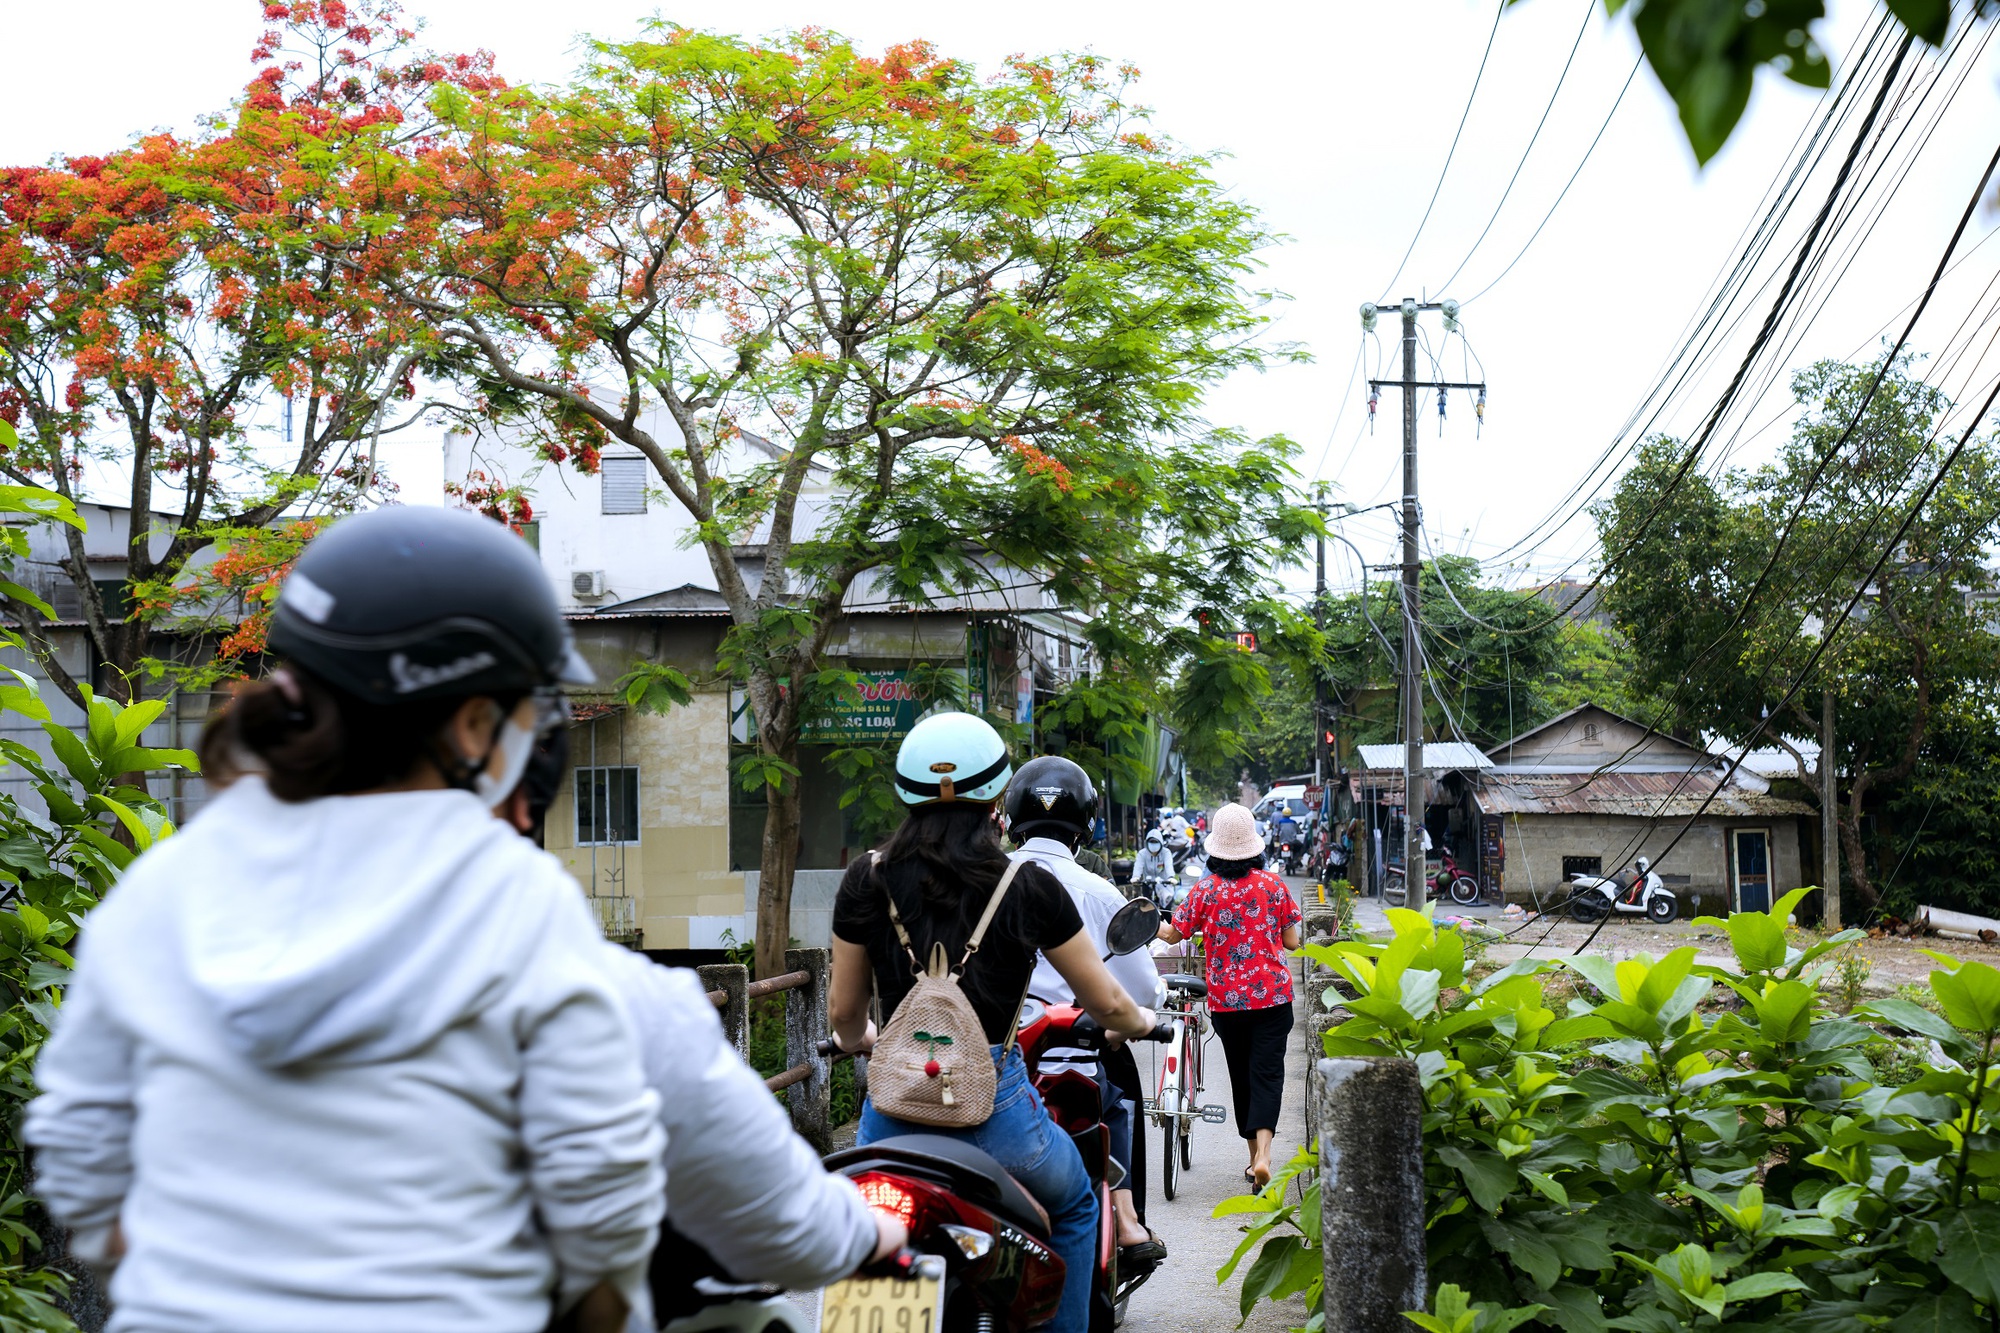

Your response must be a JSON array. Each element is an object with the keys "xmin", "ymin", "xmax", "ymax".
[
  {"xmin": 1426, "ymin": 29, "xmax": 1923, "ymax": 647},
  {"xmin": 1459, "ymin": 53, "xmax": 1642, "ymax": 306},
  {"xmin": 1311, "ymin": 341, "xmax": 1366, "ymax": 480},
  {"xmin": 1378, "ymin": 0, "xmax": 1505, "ymax": 301},
  {"xmin": 1473, "ymin": 12, "xmax": 1903, "ymax": 560},
  {"xmin": 1438, "ymin": 0, "xmax": 1597, "ymax": 295},
  {"xmin": 1392, "ymin": 46, "xmax": 1999, "ymax": 939}
]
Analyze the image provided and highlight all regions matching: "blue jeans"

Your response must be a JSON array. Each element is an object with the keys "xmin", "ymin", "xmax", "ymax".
[{"xmin": 859, "ymin": 1045, "xmax": 1098, "ymax": 1333}]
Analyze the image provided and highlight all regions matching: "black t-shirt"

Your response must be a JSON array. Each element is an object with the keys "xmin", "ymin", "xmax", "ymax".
[{"xmin": 832, "ymin": 853, "xmax": 1084, "ymax": 1045}]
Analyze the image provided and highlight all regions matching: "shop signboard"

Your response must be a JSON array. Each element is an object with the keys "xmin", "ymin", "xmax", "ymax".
[{"xmin": 730, "ymin": 670, "xmax": 947, "ymax": 744}]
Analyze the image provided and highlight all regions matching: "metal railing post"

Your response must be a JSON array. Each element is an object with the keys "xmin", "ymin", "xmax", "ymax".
[
  {"xmin": 1318, "ymin": 1057, "xmax": 1426, "ymax": 1330},
  {"xmin": 697, "ymin": 962, "xmax": 750, "ymax": 1059},
  {"xmin": 783, "ymin": 947, "xmax": 833, "ymax": 1153}
]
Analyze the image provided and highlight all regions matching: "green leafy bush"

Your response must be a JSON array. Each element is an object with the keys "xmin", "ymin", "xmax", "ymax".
[
  {"xmin": 0, "ymin": 487, "xmax": 198, "ymax": 1330},
  {"xmin": 1232, "ymin": 889, "xmax": 2000, "ymax": 1329}
]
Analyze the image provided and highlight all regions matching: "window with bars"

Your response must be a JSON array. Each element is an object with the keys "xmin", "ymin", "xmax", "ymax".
[
  {"xmin": 576, "ymin": 766, "xmax": 640, "ymax": 844},
  {"xmin": 601, "ymin": 456, "xmax": 648, "ymax": 514}
]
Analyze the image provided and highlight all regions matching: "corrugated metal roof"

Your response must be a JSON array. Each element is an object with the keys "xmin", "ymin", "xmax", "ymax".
[
  {"xmin": 1355, "ymin": 742, "xmax": 1494, "ymax": 773},
  {"xmin": 1474, "ymin": 771, "xmax": 1813, "ymax": 818}
]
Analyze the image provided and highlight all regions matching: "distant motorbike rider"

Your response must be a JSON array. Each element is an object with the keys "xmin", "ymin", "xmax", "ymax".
[
  {"xmin": 1131, "ymin": 832, "xmax": 1177, "ymax": 900},
  {"xmin": 1007, "ymin": 758, "xmax": 1169, "ymax": 1270},
  {"xmin": 1160, "ymin": 808, "xmax": 1193, "ymax": 853}
]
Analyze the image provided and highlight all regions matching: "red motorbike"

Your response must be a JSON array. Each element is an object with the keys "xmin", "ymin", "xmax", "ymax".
[
  {"xmin": 816, "ymin": 899, "xmax": 1167, "ymax": 1333},
  {"xmin": 1384, "ymin": 847, "xmax": 1483, "ymax": 907}
]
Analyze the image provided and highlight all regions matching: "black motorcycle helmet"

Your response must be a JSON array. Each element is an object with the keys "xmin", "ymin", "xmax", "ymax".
[
  {"xmin": 1005, "ymin": 755, "xmax": 1097, "ymax": 844},
  {"xmin": 268, "ymin": 506, "xmax": 594, "ymax": 704}
]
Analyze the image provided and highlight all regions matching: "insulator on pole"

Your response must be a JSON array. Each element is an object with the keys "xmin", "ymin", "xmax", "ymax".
[
  {"xmin": 1436, "ymin": 385, "xmax": 1447, "ymax": 436},
  {"xmin": 1475, "ymin": 385, "xmax": 1486, "ymax": 438},
  {"xmin": 1367, "ymin": 384, "xmax": 1379, "ymax": 433}
]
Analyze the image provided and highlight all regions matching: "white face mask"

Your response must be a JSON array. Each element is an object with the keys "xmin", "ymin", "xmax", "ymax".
[{"xmin": 474, "ymin": 715, "xmax": 541, "ymax": 807}]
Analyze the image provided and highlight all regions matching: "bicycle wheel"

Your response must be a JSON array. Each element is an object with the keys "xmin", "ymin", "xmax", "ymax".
[
  {"xmin": 1160, "ymin": 1108, "xmax": 1181, "ymax": 1201},
  {"xmin": 1177, "ymin": 1027, "xmax": 1197, "ymax": 1170}
]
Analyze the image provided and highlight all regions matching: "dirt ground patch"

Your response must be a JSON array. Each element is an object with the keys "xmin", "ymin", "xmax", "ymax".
[{"xmin": 1471, "ymin": 910, "xmax": 1990, "ymax": 993}]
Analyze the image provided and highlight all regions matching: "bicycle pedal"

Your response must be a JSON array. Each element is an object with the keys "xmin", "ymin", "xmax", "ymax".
[{"xmin": 1199, "ymin": 1105, "xmax": 1229, "ymax": 1123}]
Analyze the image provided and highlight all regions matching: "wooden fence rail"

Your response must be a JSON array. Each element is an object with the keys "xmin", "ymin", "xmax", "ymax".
[{"xmin": 693, "ymin": 947, "xmax": 836, "ymax": 1152}]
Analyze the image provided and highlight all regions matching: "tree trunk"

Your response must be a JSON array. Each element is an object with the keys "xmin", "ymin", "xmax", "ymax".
[
  {"xmin": 754, "ymin": 742, "xmax": 803, "ymax": 981},
  {"xmin": 1838, "ymin": 778, "xmax": 1878, "ymax": 916}
]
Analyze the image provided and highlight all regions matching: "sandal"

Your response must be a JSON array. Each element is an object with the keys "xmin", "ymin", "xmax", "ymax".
[
  {"xmin": 1120, "ymin": 1228, "xmax": 1168, "ymax": 1267},
  {"xmin": 1243, "ymin": 1167, "xmax": 1256, "ymax": 1186}
]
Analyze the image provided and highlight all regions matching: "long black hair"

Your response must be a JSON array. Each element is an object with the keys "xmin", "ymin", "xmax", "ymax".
[
  {"xmin": 1205, "ymin": 852, "xmax": 1266, "ymax": 882},
  {"xmin": 872, "ymin": 802, "xmax": 1012, "ymax": 933}
]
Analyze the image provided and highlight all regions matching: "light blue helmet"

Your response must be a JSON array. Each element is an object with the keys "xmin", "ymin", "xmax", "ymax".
[{"xmin": 895, "ymin": 711, "xmax": 1012, "ymax": 806}]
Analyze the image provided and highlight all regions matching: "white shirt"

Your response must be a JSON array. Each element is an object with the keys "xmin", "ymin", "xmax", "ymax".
[
  {"xmin": 26, "ymin": 779, "xmax": 664, "ymax": 1333},
  {"xmin": 1015, "ymin": 838, "xmax": 1166, "ymax": 1073},
  {"xmin": 596, "ymin": 950, "xmax": 876, "ymax": 1292}
]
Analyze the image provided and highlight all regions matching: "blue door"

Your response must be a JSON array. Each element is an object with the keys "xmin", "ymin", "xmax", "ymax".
[{"xmin": 1732, "ymin": 829, "xmax": 1771, "ymax": 913}]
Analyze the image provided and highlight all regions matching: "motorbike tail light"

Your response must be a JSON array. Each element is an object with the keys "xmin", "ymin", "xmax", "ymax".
[{"xmin": 855, "ymin": 1174, "xmax": 920, "ymax": 1229}]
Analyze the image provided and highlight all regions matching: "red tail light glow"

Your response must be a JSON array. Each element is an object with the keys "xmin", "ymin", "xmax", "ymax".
[
  {"xmin": 856, "ymin": 1175, "xmax": 917, "ymax": 1228},
  {"xmin": 1166, "ymin": 1055, "xmax": 1177, "ymax": 1074}
]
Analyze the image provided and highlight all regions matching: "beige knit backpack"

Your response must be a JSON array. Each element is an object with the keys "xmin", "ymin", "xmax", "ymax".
[{"xmin": 867, "ymin": 856, "xmax": 1027, "ymax": 1130}]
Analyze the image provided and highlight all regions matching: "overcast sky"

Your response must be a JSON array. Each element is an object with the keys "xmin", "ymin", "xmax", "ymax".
[{"xmin": 8, "ymin": 1, "xmax": 1996, "ymax": 598}]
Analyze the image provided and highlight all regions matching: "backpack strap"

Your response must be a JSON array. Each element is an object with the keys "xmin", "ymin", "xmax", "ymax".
[
  {"xmin": 873, "ymin": 851, "xmax": 922, "ymax": 972},
  {"xmin": 954, "ymin": 859, "xmax": 1026, "ymax": 976}
]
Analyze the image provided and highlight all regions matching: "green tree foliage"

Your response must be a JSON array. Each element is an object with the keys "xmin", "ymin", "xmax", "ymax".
[
  {"xmin": 1188, "ymin": 563, "xmax": 1656, "ymax": 794},
  {"xmin": 1234, "ymin": 898, "xmax": 2000, "ymax": 1327},
  {"xmin": 0, "ymin": 488, "xmax": 197, "ymax": 1331},
  {"xmin": 390, "ymin": 28, "xmax": 1311, "ymax": 971},
  {"xmin": 1595, "ymin": 353, "xmax": 2000, "ymax": 913}
]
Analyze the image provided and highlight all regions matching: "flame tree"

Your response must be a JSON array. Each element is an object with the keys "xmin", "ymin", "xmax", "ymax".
[
  {"xmin": 0, "ymin": 1, "xmax": 492, "ymax": 700},
  {"xmin": 386, "ymin": 27, "xmax": 1312, "ymax": 976}
]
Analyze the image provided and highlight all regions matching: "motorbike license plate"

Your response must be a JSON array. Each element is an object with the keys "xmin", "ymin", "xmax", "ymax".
[{"xmin": 819, "ymin": 1266, "xmax": 945, "ymax": 1333}]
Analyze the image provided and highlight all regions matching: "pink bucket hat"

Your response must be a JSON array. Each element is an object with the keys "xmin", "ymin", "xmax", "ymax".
[{"xmin": 1204, "ymin": 802, "xmax": 1265, "ymax": 860}]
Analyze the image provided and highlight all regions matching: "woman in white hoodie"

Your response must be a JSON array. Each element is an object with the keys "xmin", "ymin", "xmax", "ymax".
[{"xmin": 26, "ymin": 508, "xmax": 665, "ymax": 1333}]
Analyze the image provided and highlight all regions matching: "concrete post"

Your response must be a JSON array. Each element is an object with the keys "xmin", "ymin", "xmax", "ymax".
[
  {"xmin": 1318, "ymin": 1058, "xmax": 1427, "ymax": 1331},
  {"xmin": 784, "ymin": 947, "xmax": 834, "ymax": 1153},
  {"xmin": 697, "ymin": 962, "xmax": 749, "ymax": 1059}
]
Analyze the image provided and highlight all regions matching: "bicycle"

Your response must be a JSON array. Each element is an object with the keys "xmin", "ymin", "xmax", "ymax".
[{"xmin": 1149, "ymin": 971, "xmax": 1226, "ymax": 1200}]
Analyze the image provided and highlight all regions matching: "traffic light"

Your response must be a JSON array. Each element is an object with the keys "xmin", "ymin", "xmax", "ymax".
[{"xmin": 1232, "ymin": 631, "xmax": 1258, "ymax": 653}]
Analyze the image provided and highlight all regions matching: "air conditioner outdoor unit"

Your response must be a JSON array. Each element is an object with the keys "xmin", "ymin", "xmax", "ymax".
[{"xmin": 572, "ymin": 570, "xmax": 607, "ymax": 601}]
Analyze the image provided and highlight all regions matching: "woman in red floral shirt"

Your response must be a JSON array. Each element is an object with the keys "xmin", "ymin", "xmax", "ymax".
[{"xmin": 1158, "ymin": 802, "xmax": 1302, "ymax": 1189}]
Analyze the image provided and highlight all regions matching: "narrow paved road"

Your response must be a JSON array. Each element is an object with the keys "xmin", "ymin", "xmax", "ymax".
[
  {"xmin": 1116, "ymin": 871, "xmax": 1325, "ymax": 1330},
  {"xmin": 1118, "ymin": 979, "xmax": 1312, "ymax": 1332}
]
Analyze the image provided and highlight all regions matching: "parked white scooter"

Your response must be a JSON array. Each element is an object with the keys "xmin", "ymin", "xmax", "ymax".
[{"xmin": 1567, "ymin": 856, "xmax": 1678, "ymax": 923}]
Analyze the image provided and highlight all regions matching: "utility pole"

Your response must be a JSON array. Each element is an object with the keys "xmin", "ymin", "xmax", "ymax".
[
  {"xmin": 1362, "ymin": 297, "xmax": 1484, "ymax": 891},
  {"xmin": 1821, "ymin": 688, "xmax": 1841, "ymax": 929},
  {"xmin": 1399, "ymin": 301, "xmax": 1423, "ymax": 888},
  {"xmin": 1314, "ymin": 483, "xmax": 1330, "ymax": 787}
]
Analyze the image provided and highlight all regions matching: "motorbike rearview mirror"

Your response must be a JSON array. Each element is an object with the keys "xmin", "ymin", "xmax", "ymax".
[{"xmin": 1104, "ymin": 898, "xmax": 1159, "ymax": 957}]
